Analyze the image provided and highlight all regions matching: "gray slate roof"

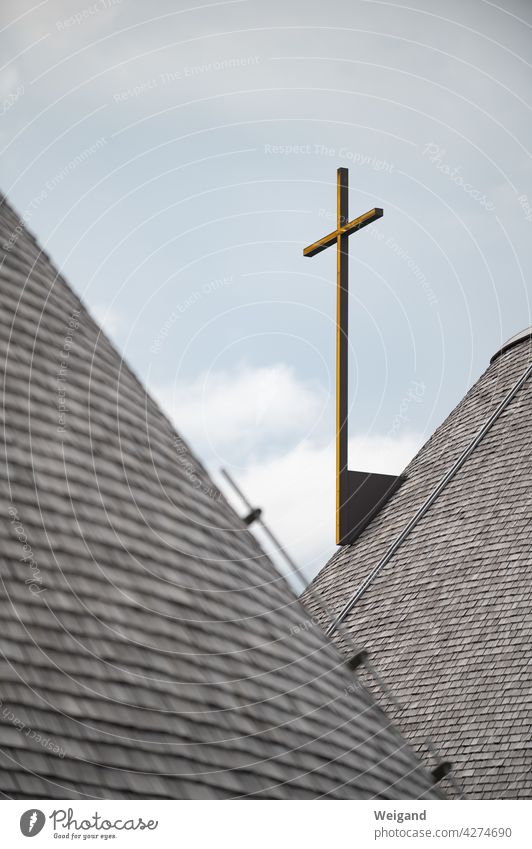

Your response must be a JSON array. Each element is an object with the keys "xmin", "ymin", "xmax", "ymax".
[
  {"xmin": 303, "ymin": 330, "xmax": 532, "ymax": 799},
  {"xmin": 0, "ymin": 195, "xmax": 441, "ymax": 800}
]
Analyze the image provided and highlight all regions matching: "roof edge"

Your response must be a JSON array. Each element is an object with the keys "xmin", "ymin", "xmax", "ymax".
[{"xmin": 491, "ymin": 327, "xmax": 532, "ymax": 363}]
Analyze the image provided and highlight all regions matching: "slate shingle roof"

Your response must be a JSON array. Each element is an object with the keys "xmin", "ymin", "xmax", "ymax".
[
  {"xmin": 303, "ymin": 330, "xmax": 532, "ymax": 799},
  {"xmin": 0, "ymin": 195, "xmax": 441, "ymax": 800}
]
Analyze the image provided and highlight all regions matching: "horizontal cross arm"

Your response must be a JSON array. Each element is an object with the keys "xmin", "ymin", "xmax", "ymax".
[
  {"xmin": 303, "ymin": 207, "xmax": 383, "ymax": 257},
  {"xmin": 303, "ymin": 228, "xmax": 338, "ymax": 257}
]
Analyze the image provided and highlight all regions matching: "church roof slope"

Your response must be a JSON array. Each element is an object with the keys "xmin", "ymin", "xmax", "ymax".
[
  {"xmin": 0, "ymin": 195, "xmax": 440, "ymax": 800},
  {"xmin": 302, "ymin": 330, "xmax": 532, "ymax": 799}
]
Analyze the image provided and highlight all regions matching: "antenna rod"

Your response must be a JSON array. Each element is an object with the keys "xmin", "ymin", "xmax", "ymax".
[{"xmin": 220, "ymin": 468, "xmax": 307, "ymax": 593}]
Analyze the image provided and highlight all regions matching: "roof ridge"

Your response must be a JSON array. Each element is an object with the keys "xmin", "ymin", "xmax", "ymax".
[{"xmin": 491, "ymin": 326, "xmax": 532, "ymax": 363}]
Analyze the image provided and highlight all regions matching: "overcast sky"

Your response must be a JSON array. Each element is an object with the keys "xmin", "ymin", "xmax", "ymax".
[{"xmin": 1, "ymin": 0, "xmax": 531, "ymax": 585}]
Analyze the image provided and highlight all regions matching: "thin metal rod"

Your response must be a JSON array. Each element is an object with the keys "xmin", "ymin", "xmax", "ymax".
[
  {"xmin": 326, "ymin": 357, "xmax": 532, "ymax": 637},
  {"xmin": 220, "ymin": 468, "xmax": 306, "ymax": 591},
  {"xmin": 220, "ymin": 467, "xmax": 253, "ymax": 509}
]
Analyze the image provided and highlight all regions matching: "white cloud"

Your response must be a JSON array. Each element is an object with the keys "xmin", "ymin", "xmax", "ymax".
[
  {"xmin": 153, "ymin": 362, "xmax": 328, "ymax": 463},
  {"xmin": 216, "ymin": 431, "xmax": 424, "ymax": 588},
  {"xmin": 90, "ymin": 303, "xmax": 123, "ymax": 339},
  {"xmin": 155, "ymin": 361, "xmax": 425, "ymax": 586}
]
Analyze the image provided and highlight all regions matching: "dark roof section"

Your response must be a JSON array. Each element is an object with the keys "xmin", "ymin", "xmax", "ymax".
[
  {"xmin": 303, "ymin": 331, "xmax": 532, "ymax": 799},
  {"xmin": 0, "ymin": 195, "xmax": 441, "ymax": 800}
]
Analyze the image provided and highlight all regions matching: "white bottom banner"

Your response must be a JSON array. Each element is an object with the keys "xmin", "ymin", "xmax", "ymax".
[{"xmin": 3, "ymin": 799, "xmax": 530, "ymax": 849}]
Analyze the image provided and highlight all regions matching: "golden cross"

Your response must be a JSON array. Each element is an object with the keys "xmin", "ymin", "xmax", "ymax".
[{"xmin": 304, "ymin": 167, "xmax": 402, "ymax": 546}]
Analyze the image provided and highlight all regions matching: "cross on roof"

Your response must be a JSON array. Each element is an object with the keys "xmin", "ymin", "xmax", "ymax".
[{"xmin": 303, "ymin": 167, "xmax": 403, "ymax": 546}]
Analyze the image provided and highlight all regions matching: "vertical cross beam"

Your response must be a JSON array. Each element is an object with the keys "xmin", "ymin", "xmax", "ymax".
[{"xmin": 337, "ymin": 168, "xmax": 349, "ymax": 545}]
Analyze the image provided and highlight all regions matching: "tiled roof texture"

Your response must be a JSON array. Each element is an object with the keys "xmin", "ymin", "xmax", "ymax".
[
  {"xmin": 0, "ymin": 195, "xmax": 441, "ymax": 800},
  {"xmin": 302, "ymin": 330, "xmax": 532, "ymax": 799}
]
